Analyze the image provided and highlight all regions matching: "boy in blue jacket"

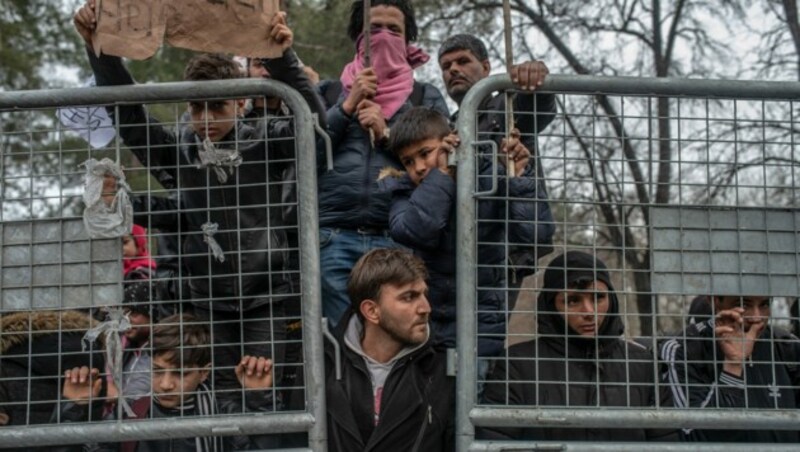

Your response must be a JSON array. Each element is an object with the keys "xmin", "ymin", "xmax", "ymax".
[{"xmin": 380, "ymin": 107, "xmax": 555, "ymax": 360}]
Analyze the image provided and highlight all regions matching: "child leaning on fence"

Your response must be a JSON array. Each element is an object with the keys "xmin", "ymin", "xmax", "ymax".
[
  {"xmin": 74, "ymin": 0, "xmax": 327, "ymax": 405},
  {"xmin": 378, "ymin": 106, "xmax": 555, "ymax": 359},
  {"xmin": 55, "ymin": 314, "xmax": 279, "ymax": 451}
]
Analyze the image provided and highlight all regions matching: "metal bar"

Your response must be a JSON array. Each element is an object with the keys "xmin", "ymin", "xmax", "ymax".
[
  {"xmin": 457, "ymin": 74, "xmax": 800, "ymax": 103},
  {"xmin": 471, "ymin": 407, "xmax": 800, "ymax": 430},
  {"xmin": 455, "ymin": 69, "xmax": 483, "ymax": 452},
  {"xmin": 468, "ymin": 441, "xmax": 800, "ymax": 452},
  {"xmin": 0, "ymin": 79, "xmax": 304, "ymax": 109},
  {"xmin": 0, "ymin": 413, "xmax": 314, "ymax": 448}
]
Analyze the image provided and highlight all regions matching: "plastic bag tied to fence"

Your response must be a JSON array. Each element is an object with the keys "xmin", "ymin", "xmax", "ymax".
[
  {"xmin": 196, "ymin": 136, "xmax": 242, "ymax": 184},
  {"xmin": 82, "ymin": 307, "xmax": 135, "ymax": 417},
  {"xmin": 82, "ymin": 158, "xmax": 133, "ymax": 238},
  {"xmin": 202, "ymin": 222, "xmax": 226, "ymax": 263}
]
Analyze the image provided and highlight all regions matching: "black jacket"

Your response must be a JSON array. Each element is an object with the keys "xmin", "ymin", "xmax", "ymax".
[
  {"xmin": 318, "ymin": 82, "xmax": 449, "ymax": 229},
  {"xmin": 88, "ymin": 48, "xmax": 325, "ymax": 311},
  {"xmin": 324, "ymin": 313, "xmax": 455, "ymax": 452},
  {"xmin": 0, "ymin": 311, "xmax": 104, "ymax": 429},
  {"xmin": 453, "ymin": 90, "xmax": 557, "ymax": 280},
  {"xmin": 381, "ymin": 160, "xmax": 554, "ymax": 357},
  {"xmin": 660, "ymin": 321, "xmax": 800, "ymax": 443},
  {"xmin": 480, "ymin": 252, "xmax": 675, "ymax": 442}
]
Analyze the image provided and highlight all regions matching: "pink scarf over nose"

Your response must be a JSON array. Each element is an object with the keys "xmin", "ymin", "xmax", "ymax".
[{"xmin": 340, "ymin": 29, "xmax": 430, "ymax": 120}]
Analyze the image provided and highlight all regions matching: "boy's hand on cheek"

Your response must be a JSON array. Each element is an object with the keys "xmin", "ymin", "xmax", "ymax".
[{"xmin": 236, "ymin": 355, "xmax": 274, "ymax": 390}]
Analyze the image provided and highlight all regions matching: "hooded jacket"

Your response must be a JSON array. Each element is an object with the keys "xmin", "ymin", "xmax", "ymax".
[
  {"xmin": 380, "ymin": 155, "xmax": 554, "ymax": 357},
  {"xmin": 324, "ymin": 311, "xmax": 455, "ymax": 452},
  {"xmin": 0, "ymin": 311, "xmax": 104, "ymax": 429},
  {"xmin": 480, "ymin": 252, "xmax": 675, "ymax": 441},
  {"xmin": 87, "ymin": 48, "xmax": 324, "ymax": 312},
  {"xmin": 660, "ymin": 319, "xmax": 800, "ymax": 442}
]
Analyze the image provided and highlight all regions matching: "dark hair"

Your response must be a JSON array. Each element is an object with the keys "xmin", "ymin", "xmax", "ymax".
[
  {"xmin": 347, "ymin": 0, "xmax": 418, "ymax": 43},
  {"xmin": 348, "ymin": 248, "xmax": 428, "ymax": 321},
  {"xmin": 438, "ymin": 34, "xmax": 489, "ymax": 62},
  {"xmin": 152, "ymin": 314, "xmax": 211, "ymax": 368},
  {"xmin": 183, "ymin": 54, "xmax": 243, "ymax": 82},
  {"xmin": 388, "ymin": 107, "xmax": 451, "ymax": 157}
]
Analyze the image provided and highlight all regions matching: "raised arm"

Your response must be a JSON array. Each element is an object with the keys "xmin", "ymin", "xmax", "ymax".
[{"xmin": 74, "ymin": 0, "xmax": 178, "ymax": 175}]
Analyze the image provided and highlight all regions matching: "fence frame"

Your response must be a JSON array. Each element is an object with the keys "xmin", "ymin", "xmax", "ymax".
[
  {"xmin": 0, "ymin": 78, "xmax": 327, "ymax": 450},
  {"xmin": 454, "ymin": 73, "xmax": 800, "ymax": 452}
]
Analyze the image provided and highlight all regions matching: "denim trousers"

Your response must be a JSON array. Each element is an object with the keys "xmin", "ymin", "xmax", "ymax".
[{"xmin": 319, "ymin": 227, "xmax": 399, "ymax": 328}]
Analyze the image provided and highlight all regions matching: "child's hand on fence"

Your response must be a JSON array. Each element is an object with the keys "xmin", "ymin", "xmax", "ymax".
[
  {"xmin": 500, "ymin": 128, "xmax": 530, "ymax": 177},
  {"xmin": 438, "ymin": 132, "xmax": 460, "ymax": 177},
  {"xmin": 270, "ymin": 12, "xmax": 293, "ymax": 54},
  {"xmin": 342, "ymin": 68, "xmax": 377, "ymax": 115},
  {"xmin": 510, "ymin": 60, "xmax": 549, "ymax": 91},
  {"xmin": 73, "ymin": 0, "xmax": 97, "ymax": 47},
  {"xmin": 236, "ymin": 355, "xmax": 274, "ymax": 390},
  {"xmin": 62, "ymin": 366, "xmax": 102, "ymax": 405}
]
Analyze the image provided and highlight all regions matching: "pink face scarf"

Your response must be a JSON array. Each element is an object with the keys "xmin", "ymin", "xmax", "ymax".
[{"xmin": 340, "ymin": 29, "xmax": 430, "ymax": 120}]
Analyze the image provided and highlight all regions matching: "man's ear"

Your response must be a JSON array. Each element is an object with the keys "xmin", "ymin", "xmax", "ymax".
[
  {"xmin": 236, "ymin": 98, "xmax": 247, "ymax": 115},
  {"xmin": 0, "ymin": 412, "xmax": 8, "ymax": 426},
  {"xmin": 481, "ymin": 60, "xmax": 491, "ymax": 77},
  {"xmin": 199, "ymin": 363, "xmax": 212, "ymax": 383},
  {"xmin": 360, "ymin": 299, "xmax": 380, "ymax": 326}
]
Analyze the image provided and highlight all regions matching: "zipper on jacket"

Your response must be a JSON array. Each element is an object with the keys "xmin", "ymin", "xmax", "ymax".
[{"xmin": 410, "ymin": 405, "xmax": 432, "ymax": 452}]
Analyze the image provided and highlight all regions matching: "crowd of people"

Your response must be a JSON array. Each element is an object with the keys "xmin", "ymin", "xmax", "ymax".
[{"xmin": 0, "ymin": 0, "xmax": 798, "ymax": 450}]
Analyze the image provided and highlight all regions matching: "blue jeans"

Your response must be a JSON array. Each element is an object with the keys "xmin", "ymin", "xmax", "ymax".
[{"xmin": 319, "ymin": 227, "xmax": 399, "ymax": 327}]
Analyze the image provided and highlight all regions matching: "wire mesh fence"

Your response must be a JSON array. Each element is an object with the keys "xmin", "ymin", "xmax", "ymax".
[
  {"xmin": 0, "ymin": 79, "xmax": 324, "ymax": 450},
  {"xmin": 456, "ymin": 75, "xmax": 800, "ymax": 450}
]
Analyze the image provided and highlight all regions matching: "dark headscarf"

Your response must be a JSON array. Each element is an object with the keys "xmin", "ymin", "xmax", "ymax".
[{"xmin": 537, "ymin": 251, "xmax": 623, "ymax": 353}]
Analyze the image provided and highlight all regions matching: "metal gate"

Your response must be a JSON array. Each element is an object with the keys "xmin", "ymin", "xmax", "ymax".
[
  {"xmin": 0, "ymin": 79, "xmax": 327, "ymax": 450},
  {"xmin": 455, "ymin": 75, "xmax": 800, "ymax": 451}
]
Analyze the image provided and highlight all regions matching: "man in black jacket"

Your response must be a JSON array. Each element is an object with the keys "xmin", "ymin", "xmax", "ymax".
[
  {"xmin": 325, "ymin": 248, "xmax": 455, "ymax": 452},
  {"xmin": 480, "ymin": 251, "xmax": 676, "ymax": 442},
  {"xmin": 74, "ymin": 1, "xmax": 326, "ymax": 404},
  {"xmin": 438, "ymin": 35, "xmax": 556, "ymax": 309},
  {"xmin": 660, "ymin": 294, "xmax": 800, "ymax": 442}
]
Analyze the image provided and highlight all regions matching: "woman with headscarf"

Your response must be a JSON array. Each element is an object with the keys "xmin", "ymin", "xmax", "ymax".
[{"xmin": 479, "ymin": 251, "xmax": 676, "ymax": 441}]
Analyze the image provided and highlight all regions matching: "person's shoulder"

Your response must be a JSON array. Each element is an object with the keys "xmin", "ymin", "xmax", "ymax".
[{"xmin": 505, "ymin": 338, "xmax": 538, "ymax": 358}]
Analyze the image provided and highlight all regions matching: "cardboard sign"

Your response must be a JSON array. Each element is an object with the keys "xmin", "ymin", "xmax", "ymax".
[{"xmin": 92, "ymin": 0, "xmax": 282, "ymax": 60}]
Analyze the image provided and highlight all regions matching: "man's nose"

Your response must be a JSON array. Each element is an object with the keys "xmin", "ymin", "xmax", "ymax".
[{"xmin": 418, "ymin": 295, "xmax": 431, "ymax": 314}]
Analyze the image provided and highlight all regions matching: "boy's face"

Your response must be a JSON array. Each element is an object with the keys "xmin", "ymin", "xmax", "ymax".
[
  {"xmin": 553, "ymin": 280, "xmax": 610, "ymax": 337},
  {"xmin": 187, "ymin": 99, "xmax": 246, "ymax": 142},
  {"xmin": 399, "ymin": 138, "xmax": 445, "ymax": 186},
  {"xmin": 714, "ymin": 296, "xmax": 771, "ymax": 333},
  {"xmin": 152, "ymin": 353, "xmax": 210, "ymax": 409},
  {"xmin": 369, "ymin": 5, "xmax": 406, "ymax": 40},
  {"xmin": 122, "ymin": 234, "xmax": 138, "ymax": 258},
  {"xmin": 123, "ymin": 310, "xmax": 151, "ymax": 345}
]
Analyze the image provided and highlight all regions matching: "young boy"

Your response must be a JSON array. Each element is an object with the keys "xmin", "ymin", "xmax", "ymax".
[
  {"xmin": 57, "ymin": 314, "xmax": 277, "ymax": 451},
  {"xmin": 74, "ymin": 1, "xmax": 326, "ymax": 402},
  {"xmin": 380, "ymin": 107, "xmax": 555, "ymax": 358}
]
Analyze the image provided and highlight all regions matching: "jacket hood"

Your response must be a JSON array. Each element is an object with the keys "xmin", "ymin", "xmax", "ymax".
[
  {"xmin": 537, "ymin": 251, "xmax": 624, "ymax": 352},
  {"xmin": 0, "ymin": 310, "xmax": 98, "ymax": 353}
]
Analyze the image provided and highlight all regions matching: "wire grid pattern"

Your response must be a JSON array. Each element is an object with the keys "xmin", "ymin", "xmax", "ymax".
[
  {"xmin": 0, "ymin": 80, "xmax": 323, "ymax": 450},
  {"xmin": 456, "ymin": 75, "xmax": 800, "ymax": 450}
]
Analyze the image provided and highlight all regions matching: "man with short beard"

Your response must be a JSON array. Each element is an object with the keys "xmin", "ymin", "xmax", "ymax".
[{"xmin": 324, "ymin": 248, "xmax": 455, "ymax": 452}]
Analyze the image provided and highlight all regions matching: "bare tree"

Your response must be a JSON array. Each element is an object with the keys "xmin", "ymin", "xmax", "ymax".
[{"xmin": 426, "ymin": 0, "xmax": 747, "ymax": 336}]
